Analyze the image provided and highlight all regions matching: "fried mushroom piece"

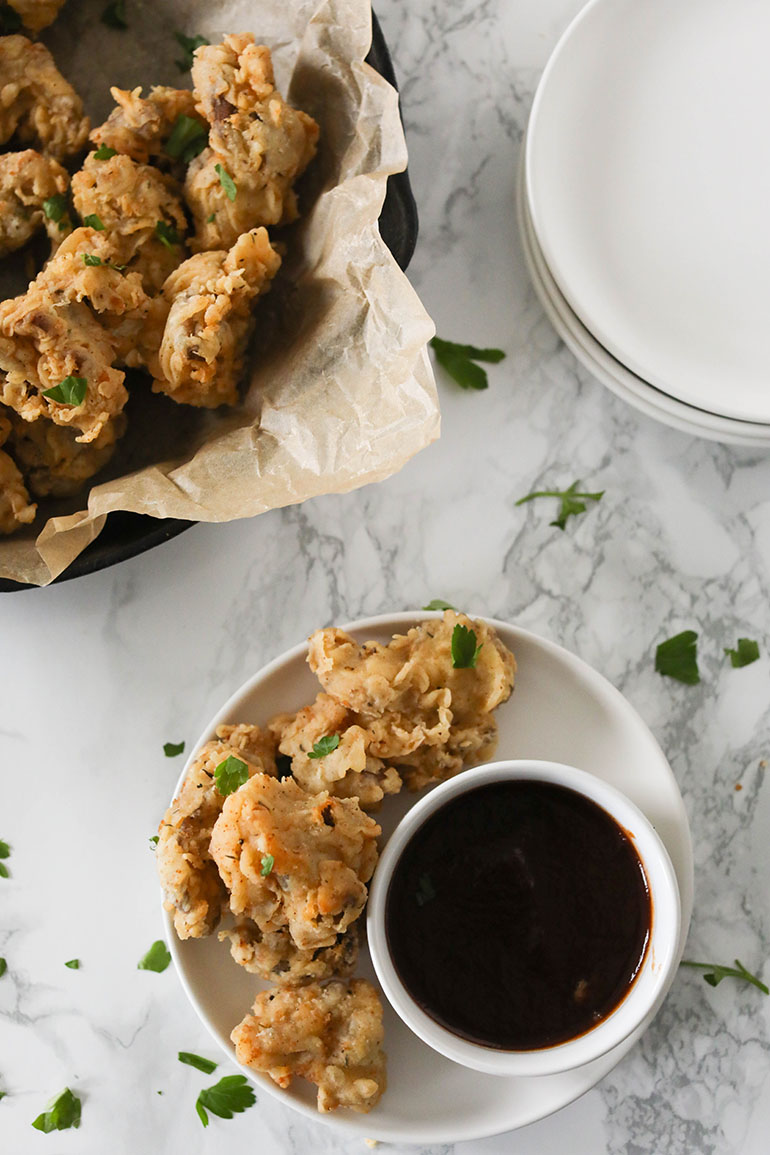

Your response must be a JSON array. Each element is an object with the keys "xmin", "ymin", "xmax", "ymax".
[
  {"xmin": 0, "ymin": 446, "xmax": 36, "ymax": 534},
  {"xmin": 157, "ymin": 723, "xmax": 278, "ymax": 940},
  {"xmin": 0, "ymin": 289, "xmax": 127, "ymax": 443},
  {"xmin": 5, "ymin": 0, "xmax": 68, "ymax": 34},
  {"xmin": 219, "ymin": 921, "xmax": 359, "ymax": 985},
  {"xmin": 90, "ymin": 85, "xmax": 206, "ymax": 166},
  {"xmin": 209, "ymin": 774, "xmax": 380, "ymax": 950},
  {"xmin": 145, "ymin": 227, "xmax": 281, "ymax": 407},
  {"xmin": 5, "ymin": 408, "xmax": 124, "ymax": 498},
  {"xmin": 0, "ymin": 35, "xmax": 89, "ymax": 160},
  {"xmin": 186, "ymin": 34, "xmax": 319, "ymax": 251},
  {"xmin": 0, "ymin": 150, "xmax": 69, "ymax": 258},
  {"xmin": 269, "ymin": 693, "xmax": 402, "ymax": 809},
  {"xmin": 232, "ymin": 979, "xmax": 386, "ymax": 1113},
  {"xmin": 37, "ymin": 226, "xmax": 148, "ymax": 316},
  {"xmin": 71, "ymin": 152, "xmax": 188, "ymax": 293}
]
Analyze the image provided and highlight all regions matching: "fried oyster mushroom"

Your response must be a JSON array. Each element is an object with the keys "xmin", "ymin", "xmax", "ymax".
[
  {"xmin": 186, "ymin": 34, "xmax": 319, "ymax": 251},
  {"xmin": 90, "ymin": 85, "xmax": 206, "ymax": 166},
  {"xmin": 209, "ymin": 773, "xmax": 380, "ymax": 950},
  {"xmin": 0, "ymin": 150, "xmax": 69, "ymax": 258},
  {"xmin": 4, "ymin": 0, "xmax": 68, "ymax": 34},
  {"xmin": 157, "ymin": 723, "xmax": 277, "ymax": 940},
  {"xmin": 219, "ymin": 920, "xmax": 359, "ymax": 985},
  {"xmin": 232, "ymin": 979, "xmax": 386, "ymax": 1113},
  {"xmin": 4, "ymin": 407, "xmax": 123, "ymax": 497},
  {"xmin": 144, "ymin": 227, "xmax": 281, "ymax": 407},
  {"xmin": 0, "ymin": 410, "xmax": 36, "ymax": 534},
  {"xmin": 0, "ymin": 36, "xmax": 89, "ymax": 160}
]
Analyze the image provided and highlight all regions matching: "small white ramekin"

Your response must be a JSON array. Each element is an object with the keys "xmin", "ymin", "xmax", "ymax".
[{"xmin": 367, "ymin": 759, "xmax": 681, "ymax": 1077}]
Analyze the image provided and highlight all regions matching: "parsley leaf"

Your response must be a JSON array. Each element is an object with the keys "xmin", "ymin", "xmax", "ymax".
[
  {"xmin": 64, "ymin": 959, "xmax": 80, "ymax": 969},
  {"xmin": 0, "ymin": 958, "xmax": 6, "ymax": 977},
  {"xmin": 165, "ymin": 115, "xmax": 208, "ymax": 164},
  {"xmin": 214, "ymin": 755, "xmax": 249, "ymax": 796},
  {"xmin": 156, "ymin": 220, "xmax": 181, "ymax": 249},
  {"xmin": 178, "ymin": 1052, "xmax": 218, "ymax": 1074},
  {"xmin": 31, "ymin": 1088, "xmax": 81, "ymax": 1132},
  {"xmin": 137, "ymin": 940, "xmax": 171, "ymax": 972},
  {"xmin": 515, "ymin": 480, "xmax": 605, "ymax": 531},
  {"xmin": 451, "ymin": 623, "xmax": 482, "ymax": 669},
  {"xmin": 149, "ymin": 835, "xmax": 159, "ymax": 848},
  {"xmin": 206, "ymin": 211, "xmax": 216, "ymax": 223},
  {"xmin": 175, "ymin": 31, "xmax": 209, "ymax": 72},
  {"xmin": 655, "ymin": 630, "xmax": 700, "ymax": 685},
  {"xmin": 83, "ymin": 253, "xmax": 103, "ymax": 267},
  {"xmin": 430, "ymin": 336, "xmax": 505, "ymax": 391},
  {"xmin": 42, "ymin": 194, "xmax": 68, "ymax": 223},
  {"xmin": 0, "ymin": 840, "xmax": 9, "ymax": 858},
  {"xmin": 724, "ymin": 638, "xmax": 760, "ymax": 669},
  {"xmin": 0, "ymin": 3, "xmax": 22, "ymax": 33},
  {"xmin": 195, "ymin": 1074, "xmax": 255, "ymax": 1128},
  {"xmin": 423, "ymin": 599, "xmax": 456, "ymax": 611},
  {"xmin": 215, "ymin": 164, "xmax": 237, "ymax": 202},
  {"xmin": 93, "ymin": 144, "xmax": 117, "ymax": 160},
  {"xmin": 163, "ymin": 740, "xmax": 185, "ymax": 757},
  {"xmin": 83, "ymin": 213, "xmax": 105, "ymax": 230},
  {"xmin": 42, "ymin": 376, "xmax": 87, "ymax": 406},
  {"xmin": 681, "ymin": 958, "xmax": 768, "ymax": 995},
  {"xmin": 308, "ymin": 734, "xmax": 340, "ymax": 759},
  {"xmin": 101, "ymin": 0, "xmax": 127, "ymax": 28},
  {"xmin": 260, "ymin": 853, "xmax": 274, "ymax": 877}
]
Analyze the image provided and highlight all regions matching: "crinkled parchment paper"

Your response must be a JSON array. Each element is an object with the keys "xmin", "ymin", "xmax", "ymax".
[{"xmin": 0, "ymin": 0, "xmax": 438, "ymax": 586}]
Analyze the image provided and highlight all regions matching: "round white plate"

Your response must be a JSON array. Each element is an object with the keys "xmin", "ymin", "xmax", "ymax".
[
  {"xmin": 526, "ymin": 0, "xmax": 770, "ymax": 424},
  {"xmin": 517, "ymin": 153, "xmax": 770, "ymax": 447},
  {"xmin": 164, "ymin": 612, "xmax": 694, "ymax": 1144}
]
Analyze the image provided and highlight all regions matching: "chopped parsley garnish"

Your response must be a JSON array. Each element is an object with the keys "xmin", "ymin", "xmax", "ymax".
[
  {"xmin": 195, "ymin": 1074, "xmax": 255, "ymax": 1128},
  {"xmin": 156, "ymin": 220, "xmax": 181, "ymax": 249},
  {"xmin": 93, "ymin": 144, "xmax": 117, "ymax": 160},
  {"xmin": 42, "ymin": 194, "xmax": 68, "ymax": 223},
  {"xmin": 31, "ymin": 1088, "xmax": 81, "ymax": 1133},
  {"xmin": 415, "ymin": 872, "xmax": 436, "ymax": 906},
  {"xmin": 0, "ymin": 3, "xmax": 22, "ymax": 33},
  {"xmin": 451, "ymin": 623, "xmax": 481, "ymax": 669},
  {"xmin": 0, "ymin": 958, "xmax": 6, "ymax": 977},
  {"xmin": 681, "ymin": 958, "xmax": 768, "ymax": 994},
  {"xmin": 724, "ymin": 638, "xmax": 760, "ymax": 669},
  {"xmin": 83, "ymin": 213, "xmax": 105, "ymax": 230},
  {"xmin": 423, "ymin": 598, "xmax": 456, "ymax": 612},
  {"xmin": 163, "ymin": 740, "xmax": 185, "ymax": 757},
  {"xmin": 175, "ymin": 31, "xmax": 209, "ymax": 72},
  {"xmin": 515, "ymin": 480, "xmax": 605, "ymax": 531},
  {"xmin": 149, "ymin": 835, "xmax": 159, "ymax": 848},
  {"xmin": 206, "ymin": 212, "xmax": 216, "ymax": 223},
  {"xmin": 165, "ymin": 115, "xmax": 208, "ymax": 164},
  {"xmin": 430, "ymin": 336, "xmax": 505, "ymax": 391},
  {"xmin": 137, "ymin": 940, "xmax": 171, "ymax": 973},
  {"xmin": 83, "ymin": 253, "xmax": 103, "ymax": 267},
  {"xmin": 64, "ymin": 959, "xmax": 80, "ymax": 969},
  {"xmin": 260, "ymin": 853, "xmax": 274, "ymax": 877},
  {"xmin": 215, "ymin": 163, "xmax": 237, "ymax": 202},
  {"xmin": 0, "ymin": 839, "xmax": 8, "ymax": 879},
  {"xmin": 655, "ymin": 630, "xmax": 700, "ymax": 685},
  {"xmin": 101, "ymin": 0, "xmax": 128, "ymax": 29},
  {"xmin": 42, "ymin": 376, "xmax": 87, "ymax": 406},
  {"xmin": 178, "ymin": 1052, "xmax": 218, "ymax": 1074},
  {"xmin": 308, "ymin": 734, "xmax": 340, "ymax": 759},
  {"xmin": 214, "ymin": 755, "xmax": 249, "ymax": 796}
]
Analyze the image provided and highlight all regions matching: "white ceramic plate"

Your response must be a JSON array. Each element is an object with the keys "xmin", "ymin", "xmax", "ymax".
[
  {"xmin": 164, "ymin": 612, "xmax": 694, "ymax": 1144},
  {"xmin": 526, "ymin": 0, "xmax": 770, "ymax": 423},
  {"xmin": 517, "ymin": 153, "xmax": 770, "ymax": 447}
]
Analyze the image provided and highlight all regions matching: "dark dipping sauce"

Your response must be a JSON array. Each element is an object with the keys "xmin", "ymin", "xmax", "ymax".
[{"xmin": 385, "ymin": 780, "xmax": 652, "ymax": 1051}]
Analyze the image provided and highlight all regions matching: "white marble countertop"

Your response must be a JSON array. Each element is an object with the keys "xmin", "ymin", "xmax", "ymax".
[{"xmin": 3, "ymin": 0, "xmax": 770, "ymax": 1151}]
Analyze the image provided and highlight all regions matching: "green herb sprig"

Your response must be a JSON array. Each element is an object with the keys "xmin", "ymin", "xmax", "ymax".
[
  {"xmin": 156, "ymin": 220, "xmax": 181, "ymax": 249},
  {"xmin": 195, "ymin": 1074, "xmax": 255, "ymax": 1127},
  {"xmin": 214, "ymin": 756, "xmax": 249, "ymax": 796},
  {"xmin": 516, "ymin": 480, "xmax": 604, "ymax": 531},
  {"xmin": 308, "ymin": 734, "xmax": 340, "ymax": 760},
  {"xmin": 430, "ymin": 336, "xmax": 505, "ymax": 391},
  {"xmin": 164, "ymin": 741, "xmax": 185, "ymax": 757},
  {"xmin": 175, "ymin": 31, "xmax": 209, "ymax": 72},
  {"xmin": 724, "ymin": 638, "xmax": 760, "ymax": 669},
  {"xmin": 260, "ymin": 854, "xmax": 274, "ymax": 877},
  {"xmin": 137, "ymin": 940, "xmax": 171, "ymax": 973},
  {"xmin": 423, "ymin": 599, "xmax": 456, "ymax": 612},
  {"xmin": 165, "ymin": 115, "xmax": 208, "ymax": 164},
  {"xmin": 0, "ymin": 838, "xmax": 9, "ymax": 879},
  {"xmin": 64, "ymin": 959, "xmax": 80, "ymax": 970},
  {"xmin": 681, "ymin": 958, "xmax": 768, "ymax": 994},
  {"xmin": 655, "ymin": 630, "xmax": 700, "ymax": 685},
  {"xmin": 451, "ymin": 623, "xmax": 481, "ymax": 669},
  {"xmin": 93, "ymin": 144, "xmax": 117, "ymax": 160},
  {"xmin": 42, "ymin": 377, "xmax": 87, "ymax": 406},
  {"xmin": 32, "ymin": 1088, "xmax": 81, "ymax": 1132},
  {"xmin": 178, "ymin": 1052, "xmax": 218, "ymax": 1074},
  {"xmin": 215, "ymin": 164, "xmax": 237, "ymax": 201},
  {"xmin": 83, "ymin": 213, "xmax": 105, "ymax": 230}
]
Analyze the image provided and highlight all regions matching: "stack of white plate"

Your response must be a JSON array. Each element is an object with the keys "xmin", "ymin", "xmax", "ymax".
[{"xmin": 519, "ymin": 0, "xmax": 770, "ymax": 446}]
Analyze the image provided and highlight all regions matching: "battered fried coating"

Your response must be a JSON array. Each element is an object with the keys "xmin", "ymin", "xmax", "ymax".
[
  {"xmin": 90, "ymin": 85, "xmax": 206, "ymax": 166},
  {"xmin": 219, "ymin": 921, "xmax": 358, "ymax": 985},
  {"xmin": 0, "ymin": 445, "xmax": 36, "ymax": 534},
  {"xmin": 186, "ymin": 34, "xmax": 319, "ymax": 251},
  {"xmin": 37, "ymin": 227, "xmax": 148, "ymax": 316},
  {"xmin": 232, "ymin": 979, "xmax": 386, "ymax": 1113},
  {"xmin": 209, "ymin": 774, "xmax": 379, "ymax": 950},
  {"xmin": 0, "ymin": 289, "xmax": 127, "ymax": 443},
  {"xmin": 5, "ymin": 0, "xmax": 68, "ymax": 34},
  {"xmin": 0, "ymin": 36, "xmax": 89, "ymax": 160},
  {"xmin": 157, "ymin": 723, "xmax": 277, "ymax": 940},
  {"xmin": 71, "ymin": 152, "xmax": 188, "ymax": 293},
  {"xmin": 5, "ymin": 408, "xmax": 123, "ymax": 497},
  {"xmin": 146, "ymin": 228, "xmax": 281, "ymax": 408},
  {"xmin": 0, "ymin": 149, "xmax": 69, "ymax": 258},
  {"xmin": 269, "ymin": 693, "xmax": 402, "ymax": 809}
]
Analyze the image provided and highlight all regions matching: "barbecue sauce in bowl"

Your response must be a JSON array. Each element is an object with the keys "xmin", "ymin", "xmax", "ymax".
[{"xmin": 384, "ymin": 780, "xmax": 652, "ymax": 1051}]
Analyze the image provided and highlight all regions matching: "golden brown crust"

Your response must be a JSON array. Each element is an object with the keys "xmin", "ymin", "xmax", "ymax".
[
  {"xmin": 219, "ymin": 920, "xmax": 359, "ymax": 985},
  {"xmin": 0, "ymin": 35, "xmax": 89, "ymax": 160},
  {"xmin": 0, "ymin": 446, "xmax": 36, "ymax": 534},
  {"xmin": 90, "ymin": 86, "xmax": 206, "ymax": 166},
  {"xmin": 4, "ymin": 408, "xmax": 123, "ymax": 498},
  {"xmin": 0, "ymin": 150, "xmax": 69, "ymax": 258}
]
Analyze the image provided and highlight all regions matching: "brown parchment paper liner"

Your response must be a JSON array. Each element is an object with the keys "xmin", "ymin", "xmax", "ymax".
[{"xmin": 0, "ymin": 0, "xmax": 439, "ymax": 586}]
